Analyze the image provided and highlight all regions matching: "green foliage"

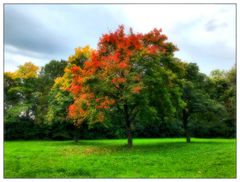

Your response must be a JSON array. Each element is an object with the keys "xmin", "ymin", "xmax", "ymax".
[
  {"xmin": 208, "ymin": 64, "xmax": 236, "ymax": 137},
  {"xmin": 4, "ymin": 61, "xmax": 73, "ymax": 140},
  {"xmin": 47, "ymin": 89, "xmax": 73, "ymax": 123},
  {"xmin": 177, "ymin": 62, "xmax": 231, "ymax": 141},
  {"xmin": 39, "ymin": 60, "xmax": 67, "ymax": 89},
  {"xmin": 35, "ymin": 60, "xmax": 68, "ymax": 124},
  {"xmin": 4, "ymin": 63, "xmax": 40, "ymax": 127}
]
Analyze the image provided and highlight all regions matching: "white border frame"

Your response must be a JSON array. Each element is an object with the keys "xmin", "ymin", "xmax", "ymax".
[{"xmin": 0, "ymin": 0, "xmax": 238, "ymax": 181}]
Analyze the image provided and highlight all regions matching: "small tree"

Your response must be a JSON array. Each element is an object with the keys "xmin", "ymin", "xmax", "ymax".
[{"xmin": 47, "ymin": 46, "xmax": 92, "ymax": 142}]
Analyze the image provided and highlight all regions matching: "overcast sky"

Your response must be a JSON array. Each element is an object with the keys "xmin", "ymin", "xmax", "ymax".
[{"xmin": 4, "ymin": 4, "xmax": 236, "ymax": 75}]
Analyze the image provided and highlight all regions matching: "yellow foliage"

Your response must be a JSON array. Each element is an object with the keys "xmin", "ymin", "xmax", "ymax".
[
  {"xmin": 68, "ymin": 45, "xmax": 92, "ymax": 63},
  {"xmin": 14, "ymin": 62, "xmax": 39, "ymax": 79},
  {"xmin": 4, "ymin": 62, "xmax": 39, "ymax": 79},
  {"xmin": 54, "ymin": 75, "xmax": 71, "ymax": 91},
  {"xmin": 4, "ymin": 72, "xmax": 17, "ymax": 79}
]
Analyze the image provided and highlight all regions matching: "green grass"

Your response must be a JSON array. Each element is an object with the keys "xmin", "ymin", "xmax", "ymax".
[{"xmin": 4, "ymin": 138, "xmax": 236, "ymax": 178}]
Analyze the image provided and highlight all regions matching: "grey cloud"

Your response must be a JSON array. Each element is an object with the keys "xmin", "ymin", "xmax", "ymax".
[
  {"xmin": 4, "ymin": 6, "xmax": 67, "ymax": 55},
  {"xmin": 185, "ymin": 40, "xmax": 234, "ymax": 60},
  {"xmin": 4, "ymin": 4, "xmax": 127, "ymax": 72},
  {"xmin": 175, "ymin": 39, "xmax": 235, "ymax": 75},
  {"xmin": 4, "ymin": 5, "xmax": 124, "ymax": 57},
  {"xmin": 205, "ymin": 19, "xmax": 228, "ymax": 32},
  {"xmin": 5, "ymin": 45, "xmax": 51, "ymax": 60}
]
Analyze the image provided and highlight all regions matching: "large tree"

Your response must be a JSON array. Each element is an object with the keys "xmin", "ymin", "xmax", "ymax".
[{"xmin": 65, "ymin": 26, "xmax": 184, "ymax": 147}]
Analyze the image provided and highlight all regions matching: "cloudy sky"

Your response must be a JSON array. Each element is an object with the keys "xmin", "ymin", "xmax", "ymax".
[{"xmin": 4, "ymin": 4, "xmax": 236, "ymax": 75}]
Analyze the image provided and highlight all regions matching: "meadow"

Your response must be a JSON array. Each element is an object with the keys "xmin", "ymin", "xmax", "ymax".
[{"xmin": 4, "ymin": 138, "xmax": 236, "ymax": 178}]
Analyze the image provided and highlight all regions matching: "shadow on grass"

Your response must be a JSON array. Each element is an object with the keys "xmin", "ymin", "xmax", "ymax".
[
  {"xmin": 44, "ymin": 139, "xmax": 235, "ymax": 156},
  {"xmin": 58, "ymin": 140, "xmax": 231, "ymax": 146},
  {"xmin": 52, "ymin": 139, "xmax": 234, "ymax": 155}
]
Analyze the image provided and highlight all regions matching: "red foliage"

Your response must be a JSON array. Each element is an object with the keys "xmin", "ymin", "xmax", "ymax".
[
  {"xmin": 147, "ymin": 45, "xmax": 159, "ymax": 54},
  {"xmin": 119, "ymin": 62, "xmax": 128, "ymax": 69},
  {"xmin": 96, "ymin": 98, "xmax": 100, "ymax": 102},
  {"xmin": 71, "ymin": 66, "xmax": 81, "ymax": 73},
  {"xmin": 66, "ymin": 25, "xmax": 177, "ymax": 123},
  {"xmin": 112, "ymin": 52, "xmax": 120, "ymax": 62},
  {"xmin": 91, "ymin": 51, "xmax": 101, "ymax": 68},
  {"xmin": 132, "ymin": 86, "xmax": 142, "ymax": 94},
  {"xmin": 112, "ymin": 77, "xmax": 126, "ymax": 85},
  {"xmin": 68, "ymin": 104, "xmax": 76, "ymax": 118},
  {"xmin": 70, "ymin": 85, "xmax": 81, "ymax": 95},
  {"xmin": 96, "ymin": 97, "xmax": 115, "ymax": 109}
]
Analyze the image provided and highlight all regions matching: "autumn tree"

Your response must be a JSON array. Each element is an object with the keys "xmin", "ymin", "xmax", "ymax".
[
  {"xmin": 66, "ymin": 26, "xmax": 185, "ymax": 147},
  {"xmin": 47, "ymin": 46, "xmax": 92, "ymax": 141}
]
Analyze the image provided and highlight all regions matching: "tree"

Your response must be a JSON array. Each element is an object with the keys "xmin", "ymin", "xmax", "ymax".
[
  {"xmin": 4, "ymin": 62, "xmax": 39, "ymax": 120},
  {"xmin": 225, "ymin": 65, "xmax": 236, "ymax": 136},
  {"xmin": 4, "ymin": 62, "xmax": 41, "ymax": 139},
  {"xmin": 180, "ymin": 63, "xmax": 227, "ymax": 142},
  {"xmin": 13, "ymin": 62, "xmax": 39, "ymax": 79},
  {"xmin": 39, "ymin": 60, "xmax": 68, "ymax": 88},
  {"xmin": 47, "ymin": 46, "xmax": 92, "ymax": 142},
  {"xmin": 35, "ymin": 60, "xmax": 68, "ymax": 124},
  {"xmin": 65, "ymin": 26, "xmax": 184, "ymax": 147},
  {"xmin": 208, "ymin": 65, "xmax": 236, "ymax": 137}
]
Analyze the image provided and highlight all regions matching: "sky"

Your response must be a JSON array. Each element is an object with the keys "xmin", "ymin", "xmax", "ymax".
[{"xmin": 4, "ymin": 4, "xmax": 236, "ymax": 75}]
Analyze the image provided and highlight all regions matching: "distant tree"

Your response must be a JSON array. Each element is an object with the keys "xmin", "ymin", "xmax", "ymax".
[
  {"xmin": 180, "ymin": 63, "xmax": 227, "ymax": 142},
  {"xmin": 39, "ymin": 60, "xmax": 68, "ymax": 88},
  {"xmin": 208, "ymin": 65, "xmax": 236, "ymax": 137},
  {"xmin": 4, "ymin": 62, "xmax": 41, "ymax": 139},
  {"xmin": 225, "ymin": 65, "xmax": 236, "ymax": 135},
  {"xmin": 35, "ymin": 60, "xmax": 68, "ymax": 124},
  {"xmin": 4, "ymin": 72, "xmax": 19, "ymax": 112},
  {"xmin": 4, "ymin": 62, "xmax": 39, "ymax": 120},
  {"xmin": 13, "ymin": 62, "xmax": 39, "ymax": 79}
]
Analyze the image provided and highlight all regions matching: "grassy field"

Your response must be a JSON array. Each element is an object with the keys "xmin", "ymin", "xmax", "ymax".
[{"xmin": 4, "ymin": 138, "xmax": 236, "ymax": 178}]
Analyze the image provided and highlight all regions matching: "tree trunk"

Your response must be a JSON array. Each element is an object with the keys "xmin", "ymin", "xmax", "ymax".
[
  {"xmin": 183, "ymin": 109, "xmax": 191, "ymax": 143},
  {"xmin": 74, "ymin": 127, "xmax": 79, "ymax": 143},
  {"xmin": 127, "ymin": 122, "xmax": 133, "ymax": 147},
  {"xmin": 124, "ymin": 104, "xmax": 132, "ymax": 148}
]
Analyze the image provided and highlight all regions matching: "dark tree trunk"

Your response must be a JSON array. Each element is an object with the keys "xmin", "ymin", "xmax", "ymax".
[
  {"xmin": 124, "ymin": 104, "xmax": 132, "ymax": 148},
  {"xmin": 183, "ymin": 109, "xmax": 191, "ymax": 143},
  {"xmin": 74, "ymin": 127, "xmax": 80, "ymax": 143}
]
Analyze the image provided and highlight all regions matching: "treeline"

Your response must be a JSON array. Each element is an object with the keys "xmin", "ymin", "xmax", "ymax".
[
  {"xmin": 4, "ymin": 60, "xmax": 236, "ymax": 140},
  {"xmin": 4, "ymin": 27, "xmax": 236, "ymax": 142}
]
